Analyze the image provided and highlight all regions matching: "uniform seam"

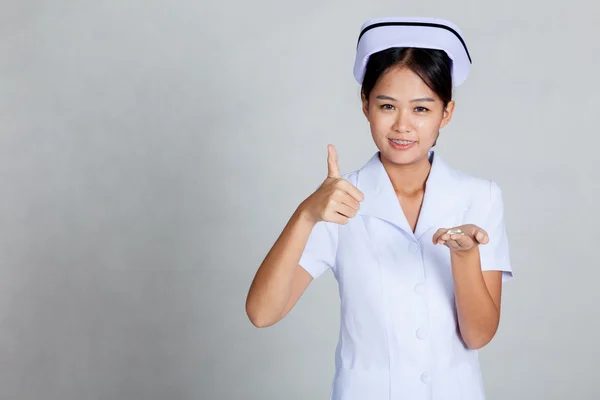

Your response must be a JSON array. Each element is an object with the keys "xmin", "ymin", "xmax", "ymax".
[{"xmin": 360, "ymin": 216, "xmax": 392, "ymax": 399}]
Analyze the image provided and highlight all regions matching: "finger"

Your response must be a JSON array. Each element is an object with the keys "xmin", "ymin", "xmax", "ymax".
[
  {"xmin": 464, "ymin": 224, "xmax": 488, "ymax": 244},
  {"xmin": 446, "ymin": 239, "xmax": 461, "ymax": 251},
  {"xmin": 432, "ymin": 228, "xmax": 447, "ymax": 244},
  {"xmin": 324, "ymin": 203, "xmax": 350, "ymax": 224},
  {"xmin": 337, "ymin": 179, "xmax": 365, "ymax": 203},
  {"xmin": 450, "ymin": 233, "xmax": 465, "ymax": 242},
  {"xmin": 337, "ymin": 191, "xmax": 361, "ymax": 212},
  {"xmin": 454, "ymin": 234, "xmax": 474, "ymax": 248},
  {"xmin": 327, "ymin": 144, "xmax": 341, "ymax": 179},
  {"xmin": 329, "ymin": 213, "xmax": 349, "ymax": 225},
  {"xmin": 334, "ymin": 202, "xmax": 357, "ymax": 219},
  {"xmin": 475, "ymin": 229, "xmax": 489, "ymax": 244}
]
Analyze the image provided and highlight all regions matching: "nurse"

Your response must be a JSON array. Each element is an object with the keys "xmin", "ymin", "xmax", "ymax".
[{"xmin": 246, "ymin": 16, "xmax": 513, "ymax": 400}]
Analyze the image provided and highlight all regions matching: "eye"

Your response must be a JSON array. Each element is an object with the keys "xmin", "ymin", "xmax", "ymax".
[
  {"xmin": 380, "ymin": 104, "xmax": 395, "ymax": 110},
  {"xmin": 414, "ymin": 107, "xmax": 429, "ymax": 113}
]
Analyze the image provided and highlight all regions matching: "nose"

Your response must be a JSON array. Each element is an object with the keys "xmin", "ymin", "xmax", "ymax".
[{"xmin": 392, "ymin": 109, "xmax": 412, "ymax": 133}]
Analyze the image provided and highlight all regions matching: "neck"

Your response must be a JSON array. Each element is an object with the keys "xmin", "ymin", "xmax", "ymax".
[{"xmin": 380, "ymin": 152, "xmax": 432, "ymax": 196}]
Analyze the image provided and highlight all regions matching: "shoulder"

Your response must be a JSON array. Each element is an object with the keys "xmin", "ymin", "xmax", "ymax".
[
  {"xmin": 451, "ymin": 168, "xmax": 502, "ymax": 200},
  {"xmin": 447, "ymin": 167, "xmax": 505, "ymax": 220}
]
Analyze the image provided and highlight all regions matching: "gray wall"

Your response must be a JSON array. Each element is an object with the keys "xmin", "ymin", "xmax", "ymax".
[{"xmin": 0, "ymin": 1, "xmax": 598, "ymax": 399}]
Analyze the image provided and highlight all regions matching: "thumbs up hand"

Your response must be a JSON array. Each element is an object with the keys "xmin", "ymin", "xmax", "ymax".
[{"xmin": 300, "ymin": 145, "xmax": 365, "ymax": 225}]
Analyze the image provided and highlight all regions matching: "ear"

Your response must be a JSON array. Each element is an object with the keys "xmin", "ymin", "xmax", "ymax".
[
  {"xmin": 439, "ymin": 100, "xmax": 455, "ymax": 129},
  {"xmin": 361, "ymin": 92, "xmax": 370, "ymax": 120}
]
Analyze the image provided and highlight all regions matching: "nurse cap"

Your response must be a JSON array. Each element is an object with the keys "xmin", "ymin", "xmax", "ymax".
[{"xmin": 353, "ymin": 17, "xmax": 472, "ymax": 87}]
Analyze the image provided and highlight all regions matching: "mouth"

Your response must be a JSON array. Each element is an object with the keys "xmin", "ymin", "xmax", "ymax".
[{"xmin": 389, "ymin": 138, "xmax": 416, "ymax": 150}]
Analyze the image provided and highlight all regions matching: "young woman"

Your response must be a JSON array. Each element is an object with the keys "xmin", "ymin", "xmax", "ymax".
[{"xmin": 246, "ymin": 16, "xmax": 513, "ymax": 400}]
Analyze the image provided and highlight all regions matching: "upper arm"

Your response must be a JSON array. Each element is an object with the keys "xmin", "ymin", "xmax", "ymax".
[
  {"xmin": 482, "ymin": 270, "xmax": 503, "ymax": 313},
  {"xmin": 278, "ymin": 220, "xmax": 338, "ymax": 320},
  {"xmin": 279, "ymin": 265, "xmax": 314, "ymax": 319}
]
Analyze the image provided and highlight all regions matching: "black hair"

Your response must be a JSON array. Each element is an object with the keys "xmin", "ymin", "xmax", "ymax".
[
  {"xmin": 361, "ymin": 47, "xmax": 453, "ymax": 106},
  {"xmin": 360, "ymin": 47, "xmax": 453, "ymax": 147}
]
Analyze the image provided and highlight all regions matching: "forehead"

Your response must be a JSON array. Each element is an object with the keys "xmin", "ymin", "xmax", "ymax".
[{"xmin": 373, "ymin": 65, "xmax": 437, "ymax": 98}]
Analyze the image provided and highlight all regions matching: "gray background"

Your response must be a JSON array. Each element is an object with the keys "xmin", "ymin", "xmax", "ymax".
[{"xmin": 0, "ymin": 0, "xmax": 598, "ymax": 399}]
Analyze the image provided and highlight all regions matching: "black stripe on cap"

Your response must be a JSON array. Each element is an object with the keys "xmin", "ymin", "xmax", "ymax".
[{"xmin": 357, "ymin": 21, "xmax": 472, "ymax": 64}]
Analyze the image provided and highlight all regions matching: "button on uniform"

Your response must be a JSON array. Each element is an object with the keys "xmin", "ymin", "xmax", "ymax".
[
  {"xmin": 421, "ymin": 372, "xmax": 431, "ymax": 384},
  {"xmin": 409, "ymin": 242, "xmax": 419, "ymax": 252},
  {"xmin": 414, "ymin": 283, "xmax": 425, "ymax": 294},
  {"xmin": 416, "ymin": 328, "xmax": 428, "ymax": 340}
]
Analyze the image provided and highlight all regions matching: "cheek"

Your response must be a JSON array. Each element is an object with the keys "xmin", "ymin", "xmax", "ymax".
[
  {"xmin": 371, "ymin": 121, "xmax": 392, "ymax": 139},
  {"xmin": 368, "ymin": 111, "xmax": 394, "ymax": 130},
  {"xmin": 369, "ymin": 121, "xmax": 385, "ymax": 138},
  {"xmin": 416, "ymin": 115, "xmax": 443, "ymax": 131}
]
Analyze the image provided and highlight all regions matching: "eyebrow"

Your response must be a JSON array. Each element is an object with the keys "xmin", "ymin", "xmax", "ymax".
[{"xmin": 375, "ymin": 95, "xmax": 436, "ymax": 102}]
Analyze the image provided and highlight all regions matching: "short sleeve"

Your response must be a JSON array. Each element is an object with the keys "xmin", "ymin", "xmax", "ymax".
[
  {"xmin": 479, "ymin": 181, "xmax": 514, "ymax": 282},
  {"xmin": 299, "ymin": 220, "xmax": 339, "ymax": 279}
]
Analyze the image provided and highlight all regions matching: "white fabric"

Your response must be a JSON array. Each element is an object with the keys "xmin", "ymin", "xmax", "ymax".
[
  {"xmin": 299, "ymin": 151, "xmax": 513, "ymax": 400},
  {"xmin": 353, "ymin": 17, "xmax": 471, "ymax": 87}
]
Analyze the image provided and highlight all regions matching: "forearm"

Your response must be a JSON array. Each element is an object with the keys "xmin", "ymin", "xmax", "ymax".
[
  {"xmin": 246, "ymin": 206, "xmax": 315, "ymax": 327},
  {"xmin": 451, "ymin": 247, "xmax": 499, "ymax": 349}
]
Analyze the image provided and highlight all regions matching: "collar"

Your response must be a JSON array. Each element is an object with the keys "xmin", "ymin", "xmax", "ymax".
[{"xmin": 355, "ymin": 150, "xmax": 468, "ymax": 239}]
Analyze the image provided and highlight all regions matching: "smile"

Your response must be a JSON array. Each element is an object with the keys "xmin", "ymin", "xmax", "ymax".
[
  {"xmin": 389, "ymin": 138, "xmax": 416, "ymax": 150},
  {"xmin": 390, "ymin": 139, "xmax": 414, "ymax": 145}
]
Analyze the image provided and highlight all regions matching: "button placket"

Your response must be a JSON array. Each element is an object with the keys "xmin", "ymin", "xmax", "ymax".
[{"xmin": 411, "ymin": 238, "xmax": 432, "ymax": 388}]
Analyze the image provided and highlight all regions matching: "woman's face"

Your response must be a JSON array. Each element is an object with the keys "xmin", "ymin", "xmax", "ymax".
[{"xmin": 362, "ymin": 65, "xmax": 454, "ymax": 166}]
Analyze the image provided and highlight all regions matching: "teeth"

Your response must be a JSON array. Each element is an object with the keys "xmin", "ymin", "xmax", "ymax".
[{"xmin": 391, "ymin": 139, "xmax": 413, "ymax": 145}]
